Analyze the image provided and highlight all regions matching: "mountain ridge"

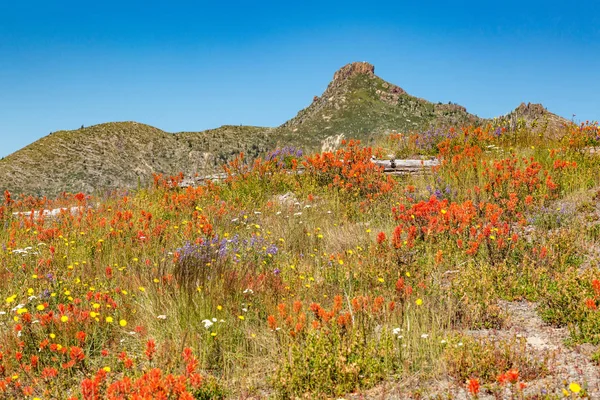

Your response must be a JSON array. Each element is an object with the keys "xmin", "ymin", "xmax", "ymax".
[{"xmin": 0, "ymin": 62, "xmax": 571, "ymax": 197}]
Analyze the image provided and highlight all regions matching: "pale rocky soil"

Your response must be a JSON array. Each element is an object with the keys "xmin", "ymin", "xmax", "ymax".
[
  {"xmin": 342, "ymin": 301, "xmax": 599, "ymax": 399},
  {"xmin": 342, "ymin": 189, "xmax": 600, "ymax": 399}
]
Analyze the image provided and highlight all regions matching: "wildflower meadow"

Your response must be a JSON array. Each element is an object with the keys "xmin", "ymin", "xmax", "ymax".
[{"xmin": 2, "ymin": 121, "xmax": 600, "ymax": 399}]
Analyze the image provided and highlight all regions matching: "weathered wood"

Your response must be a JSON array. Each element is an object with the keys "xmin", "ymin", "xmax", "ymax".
[
  {"xmin": 13, "ymin": 206, "xmax": 91, "ymax": 219},
  {"xmin": 372, "ymin": 159, "xmax": 439, "ymax": 169},
  {"xmin": 180, "ymin": 158, "xmax": 438, "ymax": 187},
  {"xmin": 181, "ymin": 173, "xmax": 228, "ymax": 187},
  {"xmin": 372, "ymin": 158, "xmax": 439, "ymax": 174}
]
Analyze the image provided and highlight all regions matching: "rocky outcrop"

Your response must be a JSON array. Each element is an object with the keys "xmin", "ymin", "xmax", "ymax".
[
  {"xmin": 436, "ymin": 103, "xmax": 468, "ymax": 114},
  {"xmin": 332, "ymin": 62, "xmax": 375, "ymax": 83},
  {"xmin": 515, "ymin": 102, "xmax": 549, "ymax": 118},
  {"xmin": 499, "ymin": 102, "xmax": 570, "ymax": 139}
]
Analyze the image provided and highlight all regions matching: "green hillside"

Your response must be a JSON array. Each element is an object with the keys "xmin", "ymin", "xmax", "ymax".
[{"xmin": 0, "ymin": 123, "xmax": 273, "ymax": 196}]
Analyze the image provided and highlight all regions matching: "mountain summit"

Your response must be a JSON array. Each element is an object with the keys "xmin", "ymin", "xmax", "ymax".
[
  {"xmin": 0, "ymin": 62, "xmax": 567, "ymax": 197},
  {"xmin": 332, "ymin": 61, "xmax": 376, "ymax": 82},
  {"xmin": 277, "ymin": 61, "xmax": 481, "ymax": 150}
]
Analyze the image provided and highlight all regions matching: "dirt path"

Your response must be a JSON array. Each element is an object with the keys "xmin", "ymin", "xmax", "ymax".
[
  {"xmin": 495, "ymin": 300, "xmax": 600, "ymax": 398},
  {"xmin": 343, "ymin": 301, "xmax": 600, "ymax": 399}
]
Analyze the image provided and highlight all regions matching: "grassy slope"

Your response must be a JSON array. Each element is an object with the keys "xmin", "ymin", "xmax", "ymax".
[
  {"xmin": 0, "ymin": 123, "xmax": 273, "ymax": 197},
  {"xmin": 276, "ymin": 72, "xmax": 482, "ymax": 151}
]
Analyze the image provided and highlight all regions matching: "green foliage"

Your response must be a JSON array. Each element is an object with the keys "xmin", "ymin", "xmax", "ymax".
[
  {"xmin": 273, "ymin": 328, "xmax": 397, "ymax": 398},
  {"xmin": 191, "ymin": 376, "xmax": 229, "ymax": 400},
  {"xmin": 443, "ymin": 334, "xmax": 549, "ymax": 384},
  {"xmin": 537, "ymin": 268, "xmax": 600, "ymax": 345}
]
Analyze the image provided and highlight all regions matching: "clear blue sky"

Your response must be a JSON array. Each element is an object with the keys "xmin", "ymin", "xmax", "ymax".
[{"xmin": 1, "ymin": 0, "xmax": 599, "ymax": 158}]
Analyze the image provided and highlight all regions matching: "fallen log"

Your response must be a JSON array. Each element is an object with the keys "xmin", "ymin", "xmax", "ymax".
[
  {"xmin": 372, "ymin": 158, "xmax": 439, "ymax": 174},
  {"xmin": 180, "ymin": 158, "xmax": 439, "ymax": 187}
]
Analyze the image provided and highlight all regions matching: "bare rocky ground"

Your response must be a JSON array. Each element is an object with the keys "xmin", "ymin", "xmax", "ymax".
[{"xmin": 340, "ymin": 300, "xmax": 600, "ymax": 399}]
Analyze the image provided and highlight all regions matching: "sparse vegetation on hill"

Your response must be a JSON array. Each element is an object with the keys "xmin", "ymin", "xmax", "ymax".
[
  {"xmin": 277, "ymin": 62, "xmax": 483, "ymax": 150},
  {"xmin": 0, "ymin": 123, "xmax": 274, "ymax": 197},
  {"xmin": 495, "ymin": 102, "xmax": 571, "ymax": 140}
]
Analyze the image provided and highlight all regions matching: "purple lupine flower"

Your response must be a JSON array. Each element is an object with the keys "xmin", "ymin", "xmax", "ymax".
[
  {"xmin": 266, "ymin": 244, "xmax": 278, "ymax": 256},
  {"xmin": 266, "ymin": 146, "xmax": 304, "ymax": 168}
]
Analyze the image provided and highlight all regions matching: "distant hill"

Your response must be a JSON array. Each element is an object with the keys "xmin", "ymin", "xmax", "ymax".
[
  {"xmin": 495, "ymin": 102, "xmax": 571, "ymax": 138},
  {"xmin": 0, "ymin": 123, "xmax": 274, "ymax": 196},
  {"xmin": 0, "ymin": 62, "xmax": 569, "ymax": 197}
]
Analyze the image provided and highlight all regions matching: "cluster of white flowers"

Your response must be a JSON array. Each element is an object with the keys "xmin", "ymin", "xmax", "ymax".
[
  {"xmin": 202, "ymin": 317, "xmax": 225, "ymax": 329},
  {"xmin": 392, "ymin": 327, "xmax": 438, "ymax": 342},
  {"xmin": 12, "ymin": 247, "xmax": 39, "ymax": 256},
  {"xmin": 202, "ymin": 318, "xmax": 216, "ymax": 329}
]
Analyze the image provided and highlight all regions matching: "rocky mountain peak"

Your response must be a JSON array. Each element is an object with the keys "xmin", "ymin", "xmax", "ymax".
[
  {"xmin": 332, "ymin": 62, "xmax": 375, "ymax": 83},
  {"xmin": 515, "ymin": 102, "xmax": 548, "ymax": 118}
]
